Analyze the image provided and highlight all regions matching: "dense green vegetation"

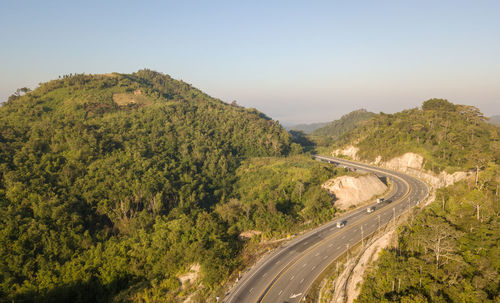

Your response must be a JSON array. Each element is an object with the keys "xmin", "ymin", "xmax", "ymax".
[
  {"xmin": 224, "ymin": 156, "xmax": 349, "ymax": 236},
  {"xmin": 3, "ymin": 74, "xmax": 497, "ymax": 303},
  {"xmin": 356, "ymin": 164, "xmax": 500, "ymax": 302},
  {"xmin": 311, "ymin": 109, "xmax": 375, "ymax": 145},
  {"xmin": 321, "ymin": 99, "xmax": 500, "ymax": 302},
  {"xmin": 0, "ymin": 71, "xmax": 342, "ymax": 302},
  {"xmin": 334, "ymin": 99, "xmax": 500, "ymax": 173}
]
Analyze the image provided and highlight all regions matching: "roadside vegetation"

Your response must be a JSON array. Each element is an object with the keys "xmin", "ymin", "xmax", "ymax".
[
  {"xmin": 227, "ymin": 155, "xmax": 351, "ymax": 237},
  {"xmin": 311, "ymin": 98, "xmax": 500, "ymax": 302},
  {"xmin": 356, "ymin": 165, "xmax": 500, "ymax": 302}
]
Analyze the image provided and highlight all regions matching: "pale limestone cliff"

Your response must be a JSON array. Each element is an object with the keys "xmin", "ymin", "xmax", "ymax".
[
  {"xmin": 322, "ymin": 174, "xmax": 387, "ymax": 210},
  {"xmin": 378, "ymin": 152, "xmax": 472, "ymax": 188},
  {"xmin": 332, "ymin": 145, "xmax": 359, "ymax": 160},
  {"xmin": 342, "ymin": 229, "xmax": 397, "ymax": 303},
  {"xmin": 238, "ymin": 230, "xmax": 262, "ymax": 240},
  {"xmin": 332, "ymin": 147, "xmax": 471, "ymax": 189},
  {"xmin": 382, "ymin": 152, "xmax": 424, "ymax": 171}
]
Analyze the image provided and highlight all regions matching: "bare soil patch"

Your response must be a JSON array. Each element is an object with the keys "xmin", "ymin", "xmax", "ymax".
[{"xmin": 113, "ymin": 90, "xmax": 151, "ymax": 106}]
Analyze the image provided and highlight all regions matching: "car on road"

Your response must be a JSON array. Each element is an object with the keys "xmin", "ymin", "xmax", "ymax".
[
  {"xmin": 336, "ymin": 221, "xmax": 345, "ymax": 228},
  {"xmin": 376, "ymin": 198, "xmax": 384, "ymax": 203},
  {"xmin": 367, "ymin": 206, "xmax": 375, "ymax": 213}
]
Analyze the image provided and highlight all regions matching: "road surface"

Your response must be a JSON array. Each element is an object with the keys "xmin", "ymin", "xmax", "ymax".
[{"xmin": 224, "ymin": 155, "xmax": 429, "ymax": 303}]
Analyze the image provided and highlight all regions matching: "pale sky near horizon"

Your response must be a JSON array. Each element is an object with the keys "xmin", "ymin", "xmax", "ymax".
[{"xmin": 1, "ymin": 0, "xmax": 499, "ymax": 124}]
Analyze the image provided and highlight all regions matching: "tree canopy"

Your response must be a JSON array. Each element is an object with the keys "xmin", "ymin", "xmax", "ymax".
[
  {"xmin": 334, "ymin": 99, "xmax": 500, "ymax": 173},
  {"xmin": 356, "ymin": 165, "xmax": 500, "ymax": 302},
  {"xmin": 0, "ymin": 71, "xmax": 337, "ymax": 302}
]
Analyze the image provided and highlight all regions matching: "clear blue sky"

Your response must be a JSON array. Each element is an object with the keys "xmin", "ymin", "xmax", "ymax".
[{"xmin": 1, "ymin": 0, "xmax": 499, "ymax": 124}]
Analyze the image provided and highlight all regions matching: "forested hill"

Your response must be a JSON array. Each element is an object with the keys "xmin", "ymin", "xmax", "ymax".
[
  {"xmin": 352, "ymin": 100, "xmax": 500, "ymax": 302},
  {"xmin": 0, "ymin": 70, "xmax": 297, "ymax": 301},
  {"xmin": 0, "ymin": 70, "xmax": 294, "ymax": 216},
  {"xmin": 334, "ymin": 99, "xmax": 500, "ymax": 173},
  {"xmin": 311, "ymin": 109, "xmax": 375, "ymax": 144},
  {"xmin": 319, "ymin": 99, "xmax": 500, "ymax": 302}
]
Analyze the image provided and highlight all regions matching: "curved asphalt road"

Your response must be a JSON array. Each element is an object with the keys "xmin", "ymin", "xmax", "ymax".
[{"xmin": 224, "ymin": 155, "xmax": 429, "ymax": 303}]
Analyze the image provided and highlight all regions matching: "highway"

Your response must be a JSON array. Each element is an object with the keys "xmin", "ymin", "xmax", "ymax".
[{"xmin": 224, "ymin": 155, "xmax": 429, "ymax": 303}]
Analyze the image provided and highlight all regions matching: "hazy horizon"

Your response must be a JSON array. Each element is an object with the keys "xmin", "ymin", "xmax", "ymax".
[{"xmin": 1, "ymin": 0, "xmax": 499, "ymax": 124}]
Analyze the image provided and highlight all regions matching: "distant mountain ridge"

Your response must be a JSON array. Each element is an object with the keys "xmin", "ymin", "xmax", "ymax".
[
  {"xmin": 286, "ymin": 121, "xmax": 330, "ymax": 134},
  {"xmin": 490, "ymin": 114, "xmax": 500, "ymax": 126},
  {"xmin": 310, "ymin": 109, "xmax": 375, "ymax": 146}
]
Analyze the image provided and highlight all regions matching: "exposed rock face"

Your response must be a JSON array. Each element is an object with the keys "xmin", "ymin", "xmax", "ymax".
[
  {"xmin": 383, "ymin": 152, "xmax": 424, "ymax": 171},
  {"xmin": 178, "ymin": 263, "xmax": 200, "ymax": 286},
  {"xmin": 238, "ymin": 230, "xmax": 262, "ymax": 241},
  {"xmin": 378, "ymin": 152, "xmax": 472, "ymax": 188},
  {"xmin": 332, "ymin": 145, "xmax": 359, "ymax": 160},
  {"xmin": 322, "ymin": 174, "xmax": 387, "ymax": 210},
  {"xmin": 343, "ymin": 229, "xmax": 397, "ymax": 303},
  {"xmin": 333, "ymin": 147, "xmax": 471, "ymax": 189}
]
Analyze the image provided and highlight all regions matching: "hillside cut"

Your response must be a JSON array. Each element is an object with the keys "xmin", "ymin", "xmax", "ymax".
[{"xmin": 322, "ymin": 174, "xmax": 387, "ymax": 209}]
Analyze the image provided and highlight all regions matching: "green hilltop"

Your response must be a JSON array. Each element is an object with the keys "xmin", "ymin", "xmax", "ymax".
[
  {"xmin": 333, "ymin": 99, "xmax": 500, "ymax": 173},
  {"xmin": 319, "ymin": 99, "xmax": 500, "ymax": 302},
  {"xmin": 0, "ymin": 70, "xmax": 346, "ymax": 302},
  {"xmin": 2, "ymin": 73, "xmax": 498, "ymax": 303}
]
